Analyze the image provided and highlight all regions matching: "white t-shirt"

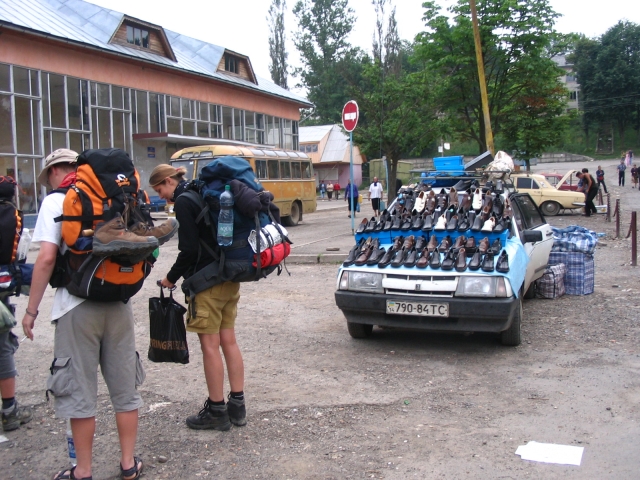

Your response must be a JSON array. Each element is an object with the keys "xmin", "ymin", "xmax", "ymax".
[
  {"xmin": 31, "ymin": 192, "xmax": 85, "ymax": 320},
  {"xmin": 369, "ymin": 182, "xmax": 384, "ymax": 199}
]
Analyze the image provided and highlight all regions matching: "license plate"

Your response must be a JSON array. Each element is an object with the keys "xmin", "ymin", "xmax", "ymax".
[{"xmin": 386, "ymin": 300, "xmax": 449, "ymax": 317}]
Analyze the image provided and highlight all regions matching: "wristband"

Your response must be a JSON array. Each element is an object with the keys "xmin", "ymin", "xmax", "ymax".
[{"xmin": 25, "ymin": 309, "xmax": 38, "ymax": 318}]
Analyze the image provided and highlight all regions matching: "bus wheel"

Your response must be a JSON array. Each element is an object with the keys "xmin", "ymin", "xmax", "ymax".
[{"xmin": 283, "ymin": 202, "xmax": 301, "ymax": 226}]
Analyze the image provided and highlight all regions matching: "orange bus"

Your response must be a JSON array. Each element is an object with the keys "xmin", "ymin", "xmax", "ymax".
[{"xmin": 170, "ymin": 144, "xmax": 316, "ymax": 226}]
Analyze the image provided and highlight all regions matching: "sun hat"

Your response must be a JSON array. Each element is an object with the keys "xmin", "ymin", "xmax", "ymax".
[{"xmin": 38, "ymin": 148, "xmax": 78, "ymax": 187}]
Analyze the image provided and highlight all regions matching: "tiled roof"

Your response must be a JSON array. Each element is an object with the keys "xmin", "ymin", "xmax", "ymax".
[{"xmin": 0, "ymin": 0, "xmax": 311, "ymax": 106}]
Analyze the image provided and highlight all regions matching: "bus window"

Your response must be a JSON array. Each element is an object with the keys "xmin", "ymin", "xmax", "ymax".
[
  {"xmin": 255, "ymin": 159, "xmax": 268, "ymax": 179},
  {"xmin": 291, "ymin": 161, "xmax": 302, "ymax": 179},
  {"xmin": 301, "ymin": 161, "xmax": 312, "ymax": 178},
  {"xmin": 268, "ymin": 159, "xmax": 280, "ymax": 179},
  {"xmin": 281, "ymin": 161, "xmax": 291, "ymax": 179},
  {"xmin": 171, "ymin": 160, "xmax": 195, "ymax": 180}
]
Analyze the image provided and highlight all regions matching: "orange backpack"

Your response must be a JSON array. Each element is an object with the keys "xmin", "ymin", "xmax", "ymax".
[{"xmin": 56, "ymin": 148, "xmax": 155, "ymax": 302}]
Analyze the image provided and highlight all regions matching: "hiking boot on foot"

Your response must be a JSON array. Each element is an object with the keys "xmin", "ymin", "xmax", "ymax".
[
  {"xmin": 227, "ymin": 395, "xmax": 247, "ymax": 427},
  {"xmin": 129, "ymin": 218, "xmax": 179, "ymax": 246},
  {"xmin": 186, "ymin": 399, "xmax": 231, "ymax": 431},
  {"xmin": 2, "ymin": 401, "xmax": 33, "ymax": 432},
  {"xmin": 92, "ymin": 214, "xmax": 158, "ymax": 258}
]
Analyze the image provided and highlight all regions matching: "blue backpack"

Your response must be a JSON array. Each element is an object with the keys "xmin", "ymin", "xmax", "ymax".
[{"xmin": 180, "ymin": 156, "xmax": 290, "ymax": 302}]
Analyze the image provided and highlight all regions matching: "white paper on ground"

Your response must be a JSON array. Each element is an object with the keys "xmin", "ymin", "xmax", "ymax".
[
  {"xmin": 515, "ymin": 441, "xmax": 584, "ymax": 466},
  {"xmin": 0, "ymin": 435, "xmax": 8, "ymax": 443}
]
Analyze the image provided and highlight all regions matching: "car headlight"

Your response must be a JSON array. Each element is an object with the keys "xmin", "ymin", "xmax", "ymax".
[
  {"xmin": 339, "ymin": 270, "xmax": 384, "ymax": 293},
  {"xmin": 455, "ymin": 276, "xmax": 509, "ymax": 297}
]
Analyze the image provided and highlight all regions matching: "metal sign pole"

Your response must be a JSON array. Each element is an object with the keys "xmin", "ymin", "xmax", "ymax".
[{"xmin": 350, "ymin": 130, "xmax": 355, "ymax": 233}]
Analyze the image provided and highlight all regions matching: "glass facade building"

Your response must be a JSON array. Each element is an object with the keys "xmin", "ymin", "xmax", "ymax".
[{"xmin": 0, "ymin": 62, "xmax": 299, "ymax": 213}]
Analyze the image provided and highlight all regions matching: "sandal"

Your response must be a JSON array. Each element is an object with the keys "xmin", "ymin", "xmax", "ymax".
[
  {"xmin": 52, "ymin": 466, "xmax": 92, "ymax": 480},
  {"xmin": 120, "ymin": 456, "xmax": 143, "ymax": 480}
]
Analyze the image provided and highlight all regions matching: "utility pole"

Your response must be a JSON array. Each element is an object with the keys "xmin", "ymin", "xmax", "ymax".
[{"xmin": 469, "ymin": 0, "xmax": 494, "ymax": 155}]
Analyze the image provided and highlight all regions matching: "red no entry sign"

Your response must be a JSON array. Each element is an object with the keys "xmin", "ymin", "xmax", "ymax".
[{"xmin": 342, "ymin": 100, "xmax": 359, "ymax": 132}]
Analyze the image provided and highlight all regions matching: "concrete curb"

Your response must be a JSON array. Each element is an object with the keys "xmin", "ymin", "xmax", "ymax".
[{"xmin": 288, "ymin": 254, "xmax": 346, "ymax": 264}]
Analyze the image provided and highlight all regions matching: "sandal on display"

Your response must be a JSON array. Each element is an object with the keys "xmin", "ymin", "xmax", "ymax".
[{"xmin": 120, "ymin": 456, "xmax": 144, "ymax": 480}]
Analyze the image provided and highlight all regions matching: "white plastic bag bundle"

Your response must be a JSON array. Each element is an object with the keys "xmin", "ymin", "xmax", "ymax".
[
  {"xmin": 249, "ymin": 223, "xmax": 289, "ymax": 253},
  {"xmin": 485, "ymin": 151, "xmax": 515, "ymax": 180}
]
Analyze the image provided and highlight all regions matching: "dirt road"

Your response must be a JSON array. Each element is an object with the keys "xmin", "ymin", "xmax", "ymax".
[{"xmin": 3, "ymin": 166, "xmax": 640, "ymax": 479}]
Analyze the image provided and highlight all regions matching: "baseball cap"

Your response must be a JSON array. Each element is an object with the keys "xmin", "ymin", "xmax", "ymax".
[{"xmin": 38, "ymin": 148, "xmax": 78, "ymax": 187}]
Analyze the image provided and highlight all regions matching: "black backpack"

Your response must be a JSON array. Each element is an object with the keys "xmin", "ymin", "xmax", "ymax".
[
  {"xmin": 180, "ymin": 156, "xmax": 291, "ymax": 307},
  {"xmin": 0, "ymin": 176, "xmax": 30, "ymax": 296}
]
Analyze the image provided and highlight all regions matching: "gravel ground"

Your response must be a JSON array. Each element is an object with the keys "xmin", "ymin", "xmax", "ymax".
[{"xmin": 2, "ymin": 158, "xmax": 640, "ymax": 479}]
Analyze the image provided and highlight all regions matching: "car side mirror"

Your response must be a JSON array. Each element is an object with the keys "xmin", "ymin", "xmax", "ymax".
[{"xmin": 521, "ymin": 230, "xmax": 543, "ymax": 243}]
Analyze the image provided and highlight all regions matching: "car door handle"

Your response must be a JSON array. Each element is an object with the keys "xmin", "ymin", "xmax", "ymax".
[{"xmin": 546, "ymin": 231, "xmax": 553, "ymax": 237}]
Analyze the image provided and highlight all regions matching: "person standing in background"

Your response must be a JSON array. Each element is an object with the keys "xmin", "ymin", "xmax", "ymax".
[
  {"xmin": 595, "ymin": 165, "xmax": 607, "ymax": 193},
  {"xmin": 578, "ymin": 170, "xmax": 598, "ymax": 216},
  {"xmin": 345, "ymin": 180, "xmax": 359, "ymax": 218},
  {"xmin": 631, "ymin": 164, "xmax": 639, "ymax": 189},
  {"xmin": 617, "ymin": 159, "xmax": 626, "ymax": 186},
  {"xmin": 334, "ymin": 181, "xmax": 341, "ymax": 200},
  {"xmin": 326, "ymin": 182, "xmax": 334, "ymax": 201},
  {"xmin": 319, "ymin": 181, "xmax": 326, "ymax": 200},
  {"xmin": 368, "ymin": 177, "xmax": 384, "ymax": 218}
]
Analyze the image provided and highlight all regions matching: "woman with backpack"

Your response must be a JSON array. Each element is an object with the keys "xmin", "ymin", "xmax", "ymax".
[{"xmin": 151, "ymin": 164, "xmax": 247, "ymax": 432}]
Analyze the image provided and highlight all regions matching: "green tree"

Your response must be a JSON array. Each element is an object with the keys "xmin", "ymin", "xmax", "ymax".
[
  {"xmin": 267, "ymin": 0, "xmax": 289, "ymax": 89},
  {"xmin": 293, "ymin": 0, "xmax": 359, "ymax": 124},
  {"xmin": 416, "ymin": 0, "xmax": 569, "ymax": 163},
  {"xmin": 351, "ymin": 4, "xmax": 441, "ymax": 200},
  {"xmin": 500, "ymin": 57, "xmax": 571, "ymax": 168},
  {"xmin": 572, "ymin": 22, "xmax": 640, "ymax": 146}
]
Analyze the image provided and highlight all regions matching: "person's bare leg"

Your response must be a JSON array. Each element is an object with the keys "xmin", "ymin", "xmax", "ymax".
[
  {"xmin": 0, "ymin": 376, "xmax": 15, "ymax": 398},
  {"xmin": 116, "ymin": 410, "xmax": 139, "ymax": 473},
  {"xmin": 220, "ymin": 328, "xmax": 244, "ymax": 392},
  {"xmin": 70, "ymin": 417, "xmax": 95, "ymax": 479},
  {"xmin": 199, "ymin": 333, "xmax": 224, "ymax": 401}
]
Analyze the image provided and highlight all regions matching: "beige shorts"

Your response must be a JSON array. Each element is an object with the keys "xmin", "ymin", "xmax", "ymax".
[{"xmin": 187, "ymin": 281, "xmax": 240, "ymax": 334}]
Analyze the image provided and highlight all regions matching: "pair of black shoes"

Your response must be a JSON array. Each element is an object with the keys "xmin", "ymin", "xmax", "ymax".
[
  {"xmin": 467, "ymin": 251, "xmax": 497, "ymax": 272},
  {"xmin": 186, "ymin": 396, "xmax": 246, "ymax": 431}
]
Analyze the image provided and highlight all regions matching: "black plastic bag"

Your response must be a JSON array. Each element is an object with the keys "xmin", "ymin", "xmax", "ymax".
[{"xmin": 148, "ymin": 287, "xmax": 189, "ymax": 364}]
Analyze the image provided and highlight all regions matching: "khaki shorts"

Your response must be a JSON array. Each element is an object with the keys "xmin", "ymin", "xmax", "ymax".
[
  {"xmin": 47, "ymin": 301, "xmax": 144, "ymax": 419},
  {"xmin": 187, "ymin": 281, "xmax": 240, "ymax": 334}
]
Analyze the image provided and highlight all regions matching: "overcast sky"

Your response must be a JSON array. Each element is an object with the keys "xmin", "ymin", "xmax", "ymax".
[{"xmin": 89, "ymin": 0, "xmax": 640, "ymax": 88}]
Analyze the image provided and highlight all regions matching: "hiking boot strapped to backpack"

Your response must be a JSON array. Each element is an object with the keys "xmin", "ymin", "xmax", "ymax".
[{"xmin": 55, "ymin": 148, "xmax": 160, "ymax": 302}]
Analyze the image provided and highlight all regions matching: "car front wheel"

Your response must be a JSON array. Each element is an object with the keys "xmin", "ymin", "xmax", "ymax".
[
  {"xmin": 347, "ymin": 322, "xmax": 373, "ymax": 339},
  {"xmin": 501, "ymin": 297, "xmax": 522, "ymax": 346}
]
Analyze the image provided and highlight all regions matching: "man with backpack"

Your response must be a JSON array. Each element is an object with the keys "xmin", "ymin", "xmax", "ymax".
[
  {"xmin": 22, "ymin": 149, "xmax": 145, "ymax": 480},
  {"xmin": 151, "ymin": 163, "xmax": 247, "ymax": 432},
  {"xmin": 0, "ymin": 176, "xmax": 33, "ymax": 433}
]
